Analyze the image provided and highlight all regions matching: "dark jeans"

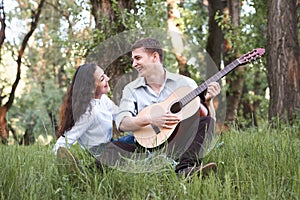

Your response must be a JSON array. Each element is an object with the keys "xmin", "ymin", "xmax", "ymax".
[
  {"xmin": 115, "ymin": 134, "xmax": 136, "ymax": 144},
  {"xmin": 90, "ymin": 115, "xmax": 214, "ymax": 171},
  {"xmin": 172, "ymin": 115, "xmax": 213, "ymax": 172}
]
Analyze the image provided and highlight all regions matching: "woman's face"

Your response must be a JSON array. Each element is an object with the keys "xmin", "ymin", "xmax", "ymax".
[{"xmin": 94, "ymin": 66, "xmax": 110, "ymax": 97}]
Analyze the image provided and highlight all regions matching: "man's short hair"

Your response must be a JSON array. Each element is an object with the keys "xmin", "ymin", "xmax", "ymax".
[{"xmin": 131, "ymin": 38, "xmax": 164, "ymax": 63}]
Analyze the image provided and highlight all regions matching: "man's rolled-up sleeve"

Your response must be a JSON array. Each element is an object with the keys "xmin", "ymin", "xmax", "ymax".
[{"xmin": 114, "ymin": 86, "xmax": 137, "ymax": 131}]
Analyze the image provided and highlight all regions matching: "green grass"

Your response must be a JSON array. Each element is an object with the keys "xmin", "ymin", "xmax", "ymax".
[{"xmin": 1, "ymin": 124, "xmax": 299, "ymax": 200}]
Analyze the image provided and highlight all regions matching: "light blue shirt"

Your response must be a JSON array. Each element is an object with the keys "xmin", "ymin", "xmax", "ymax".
[
  {"xmin": 53, "ymin": 94, "xmax": 118, "ymax": 154},
  {"xmin": 115, "ymin": 70, "xmax": 198, "ymax": 130}
]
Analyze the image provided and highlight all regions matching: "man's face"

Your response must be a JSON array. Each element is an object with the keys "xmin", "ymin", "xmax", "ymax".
[{"xmin": 131, "ymin": 47, "xmax": 156, "ymax": 77}]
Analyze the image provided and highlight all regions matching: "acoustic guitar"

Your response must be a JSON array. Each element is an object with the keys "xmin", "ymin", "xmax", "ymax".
[{"xmin": 133, "ymin": 48, "xmax": 265, "ymax": 148}]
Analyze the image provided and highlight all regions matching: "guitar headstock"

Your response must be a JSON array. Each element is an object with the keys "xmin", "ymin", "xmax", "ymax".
[{"xmin": 238, "ymin": 48, "xmax": 265, "ymax": 65}]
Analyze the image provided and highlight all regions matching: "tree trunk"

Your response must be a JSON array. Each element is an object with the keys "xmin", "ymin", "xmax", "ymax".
[
  {"xmin": 240, "ymin": 83, "xmax": 258, "ymax": 128},
  {"xmin": 0, "ymin": 107, "xmax": 8, "ymax": 143},
  {"xmin": 0, "ymin": 2, "xmax": 6, "ymax": 143},
  {"xmin": 206, "ymin": 0, "xmax": 224, "ymax": 73},
  {"xmin": 0, "ymin": 0, "xmax": 6, "ymax": 52},
  {"xmin": 225, "ymin": 66, "xmax": 245, "ymax": 123},
  {"xmin": 91, "ymin": 0, "xmax": 132, "ymax": 33},
  {"xmin": 167, "ymin": 0, "xmax": 190, "ymax": 77},
  {"xmin": 224, "ymin": 0, "xmax": 244, "ymax": 127},
  {"xmin": 19, "ymin": 119, "xmax": 35, "ymax": 145},
  {"xmin": 267, "ymin": 0, "xmax": 300, "ymax": 124},
  {"xmin": 205, "ymin": 0, "xmax": 226, "ymax": 132},
  {"xmin": 90, "ymin": 0, "xmax": 134, "ymax": 104}
]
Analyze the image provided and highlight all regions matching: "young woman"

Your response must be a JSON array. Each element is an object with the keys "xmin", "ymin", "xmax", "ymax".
[
  {"xmin": 53, "ymin": 63, "xmax": 137, "ymax": 173},
  {"xmin": 53, "ymin": 63, "xmax": 117, "ymax": 154}
]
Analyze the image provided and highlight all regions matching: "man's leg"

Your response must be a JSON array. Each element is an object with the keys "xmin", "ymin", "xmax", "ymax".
[
  {"xmin": 174, "ymin": 116, "xmax": 213, "ymax": 171},
  {"xmin": 165, "ymin": 112, "xmax": 217, "ymax": 178},
  {"xmin": 90, "ymin": 141, "xmax": 138, "ymax": 168},
  {"xmin": 116, "ymin": 134, "xmax": 136, "ymax": 144}
]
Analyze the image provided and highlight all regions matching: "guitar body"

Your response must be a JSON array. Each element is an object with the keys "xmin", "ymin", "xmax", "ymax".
[{"xmin": 133, "ymin": 86, "xmax": 201, "ymax": 148}]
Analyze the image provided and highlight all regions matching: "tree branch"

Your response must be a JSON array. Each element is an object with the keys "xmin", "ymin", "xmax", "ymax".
[
  {"xmin": 0, "ymin": 0, "xmax": 6, "ymax": 60},
  {"xmin": 5, "ymin": 0, "xmax": 45, "ymax": 110}
]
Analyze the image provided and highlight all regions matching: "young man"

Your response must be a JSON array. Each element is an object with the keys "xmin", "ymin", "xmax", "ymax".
[{"xmin": 115, "ymin": 38, "xmax": 221, "ymax": 177}]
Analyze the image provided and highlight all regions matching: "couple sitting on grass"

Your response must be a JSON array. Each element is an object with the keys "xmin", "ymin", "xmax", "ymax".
[{"xmin": 53, "ymin": 38, "xmax": 220, "ymax": 179}]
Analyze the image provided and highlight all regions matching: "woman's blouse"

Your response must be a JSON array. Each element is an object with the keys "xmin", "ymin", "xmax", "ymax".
[{"xmin": 53, "ymin": 94, "xmax": 118, "ymax": 154}]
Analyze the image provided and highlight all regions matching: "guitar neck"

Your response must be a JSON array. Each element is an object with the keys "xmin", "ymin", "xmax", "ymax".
[{"xmin": 180, "ymin": 59, "xmax": 240, "ymax": 107}]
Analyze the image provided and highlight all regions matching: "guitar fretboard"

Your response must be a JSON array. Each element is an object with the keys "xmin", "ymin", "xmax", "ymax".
[{"xmin": 180, "ymin": 59, "xmax": 240, "ymax": 107}]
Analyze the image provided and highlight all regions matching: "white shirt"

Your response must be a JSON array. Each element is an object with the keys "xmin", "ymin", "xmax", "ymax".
[{"xmin": 53, "ymin": 94, "xmax": 118, "ymax": 154}]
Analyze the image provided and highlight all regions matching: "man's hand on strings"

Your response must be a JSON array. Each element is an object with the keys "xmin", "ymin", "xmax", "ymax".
[
  {"xmin": 149, "ymin": 112, "xmax": 180, "ymax": 129},
  {"xmin": 205, "ymin": 82, "xmax": 221, "ymax": 102}
]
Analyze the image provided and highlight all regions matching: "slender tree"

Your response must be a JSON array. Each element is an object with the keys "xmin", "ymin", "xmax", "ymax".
[
  {"xmin": 223, "ymin": 0, "xmax": 244, "ymax": 127},
  {"xmin": 0, "ymin": 0, "xmax": 45, "ymax": 143},
  {"xmin": 204, "ymin": 0, "xmax": 226, "ymax": 132},
  {"xmin": 0, "ymin": 0, "xmax": 5, "ymax": 52}
]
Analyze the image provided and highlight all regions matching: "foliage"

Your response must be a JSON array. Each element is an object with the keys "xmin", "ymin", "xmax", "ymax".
[
  {"xmin": 84, "ymin": 0, "xmax": 168, "ymax": 64},
  {"xmin": 8, "ymin": 79, "xmax": 63, "ymax": 144},
  {"xmin": 134, "ymin": 0, "xmax": 168, "ymax": 28},
  {"xmin": 214, "ymin": 0, "xmax": 269, "ymax": 127},
  {"xmin": 179, "ymin": 1, "xmax": 209, "ymax": 48},
  {"xmin": 2, "ymin": 0, "xmax": 92, "ymax": 143},
  {"xmin": 0, "ymin": 123, "xmax": 299, "ymax": 199}
]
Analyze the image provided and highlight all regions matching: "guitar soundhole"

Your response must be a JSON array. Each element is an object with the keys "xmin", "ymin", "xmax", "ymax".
[{"xmin": 170, "ymin": 102, "xmax": 182, "ymax": 114}]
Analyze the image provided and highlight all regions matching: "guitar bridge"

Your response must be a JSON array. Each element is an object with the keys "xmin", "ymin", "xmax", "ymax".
[{"xmin": 151, "ymin": 124, "xmax": 161, "ymax": 134}]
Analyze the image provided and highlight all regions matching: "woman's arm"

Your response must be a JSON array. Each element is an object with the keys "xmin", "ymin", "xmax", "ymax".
[{"xmin": 53, "ymin": 107, "xmax": 94, "ymax": 154}]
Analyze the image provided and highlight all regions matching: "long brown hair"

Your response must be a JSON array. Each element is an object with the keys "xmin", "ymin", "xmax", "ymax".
[{"xmin": 56, "ymin": 63, "xmax": 97, "ymax": 138}]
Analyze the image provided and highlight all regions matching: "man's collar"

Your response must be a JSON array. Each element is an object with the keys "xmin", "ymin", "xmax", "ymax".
[
  {"xmin": 165, "ymin": 69, "xmax": 179, "ymax": 81},
  {"xmin": 133, "ymin": 77, "xmax": 146, "ymax": 89},
  {"xmin": 133, "ymin": 67, "xmax": 178, "ymax": 89}
]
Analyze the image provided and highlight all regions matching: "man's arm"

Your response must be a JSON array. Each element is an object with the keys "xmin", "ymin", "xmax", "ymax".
[
  {"xmin": 119, "ymin": 111, "xmax": 180, "ymax": 132},
  {"xmin": 205, "ymin": 100, "xmax": 216, "ymax": 120},
  {"xmin": 115, "ymin": 85, "xmax": 148, "ymax": 132},
  {"xmin": 119, "ymin": 115, "xmax": 150, "ymax": 132}
]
